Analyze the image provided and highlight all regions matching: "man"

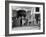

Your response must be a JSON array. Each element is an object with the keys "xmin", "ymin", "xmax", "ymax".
[{"xmin": 17, "ymin": 10, "xmax": 26, "ymax": 26}]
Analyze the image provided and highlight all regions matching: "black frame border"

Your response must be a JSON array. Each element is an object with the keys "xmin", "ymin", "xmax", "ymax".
[{"xmin": 5, "ymin": 1, "xmax": 45, "ymax": 36}]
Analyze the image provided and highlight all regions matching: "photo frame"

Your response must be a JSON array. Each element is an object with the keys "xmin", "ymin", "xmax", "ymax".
[{"xmin": 5, "ymin": 1, "xmax": 45, "ymax": 36}]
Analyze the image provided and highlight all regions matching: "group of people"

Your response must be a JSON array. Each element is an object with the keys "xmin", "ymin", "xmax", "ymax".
[{"xmin": 12, "ymin": 10, "xmax": 40, "ymax": 28}]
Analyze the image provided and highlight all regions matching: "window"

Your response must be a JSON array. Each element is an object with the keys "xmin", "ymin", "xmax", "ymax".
[{"xmin": 36, "ymin": 7, "xmax": 39, "ymax": 12}]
